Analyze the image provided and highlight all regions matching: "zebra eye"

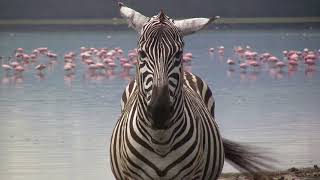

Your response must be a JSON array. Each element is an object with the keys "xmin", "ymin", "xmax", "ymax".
[
  {"xmin": 175, "ymin": 51, "xmax": 183, "ymax": 59},
  {"xmin": 139, "ymin": 51, "xmax": 147, "ymax": 59}
]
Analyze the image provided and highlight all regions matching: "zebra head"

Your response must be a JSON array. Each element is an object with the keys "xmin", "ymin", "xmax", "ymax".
[{"xmin": 119, "ymin": 3, "xmax": 219, "ymax": 129}]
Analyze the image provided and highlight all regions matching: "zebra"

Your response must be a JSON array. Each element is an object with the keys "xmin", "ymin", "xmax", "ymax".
[{"xmin": 111, "ymin": 3, "xmax": 273, "ymax": 179}]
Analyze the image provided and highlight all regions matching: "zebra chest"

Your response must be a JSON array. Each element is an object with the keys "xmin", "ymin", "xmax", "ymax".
[
  {"xmin": 122, "ymin": 139, "xmax": 204, "ymax": 179},
  {"xmin": 119, "ymin": 111, "xmax": 205, "ymax": 179}
]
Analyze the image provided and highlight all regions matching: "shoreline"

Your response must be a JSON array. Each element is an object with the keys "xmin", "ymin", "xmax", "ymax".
[
  {"xmin": 220, "ymin": 166, "xmax": 320, "ymax": 180},
  {"xmin": 0, "ymin": 17, "xmax": 320, "ymax": 31},
  {"xmin": 0, "ymin": 23, "xmax": 319, "ymax": 31}
]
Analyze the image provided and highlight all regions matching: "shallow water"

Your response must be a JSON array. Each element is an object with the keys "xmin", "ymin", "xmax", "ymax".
[{"xmin": 0, "ymin": 29, "xmax": 320, "ymax": 179}]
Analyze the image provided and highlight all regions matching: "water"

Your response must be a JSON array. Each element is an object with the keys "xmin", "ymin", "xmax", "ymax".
[{"xmin": 0, "ymin": 29, "xmax": 320, "ymax": 179}]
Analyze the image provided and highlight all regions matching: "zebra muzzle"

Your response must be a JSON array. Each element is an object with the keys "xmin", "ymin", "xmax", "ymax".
[{"xmin": 147, "ymin": 85, "xmax": 172, "ymax": 129}]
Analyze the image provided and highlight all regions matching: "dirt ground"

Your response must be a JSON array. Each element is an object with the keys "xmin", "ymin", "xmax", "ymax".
[{"xmin": 219, "ymin": 166, "xmax": 320, "ymax": 180}]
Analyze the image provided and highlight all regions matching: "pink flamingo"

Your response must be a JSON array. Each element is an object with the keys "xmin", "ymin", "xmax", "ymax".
[
  {"xmin": 16, "ymin": 48, "xmax": 24, "ymax": 53},
  {"xmin": 282, "ymin": 50, "xmax": 288, "ymax": 57},
  {"xmin": 119, "ymin": 57, "xmax": 129, "ymax": 65},
  {"xmin": 128, "ymin": 52, "xmax": 138, "ymax": 60},
  {"xmin": 305, "ymin": 58, "xmax": 316, "ymax": 66},
  {"xmin": 289, "ymin": 53, "xmax": 299, "ymax": 61},
  {"xmin": 122, "ymin": 62, "xmax": 134, "ymax": 69},
  {"xmin": 47, "ymin": 52, "xmax": 57, "ymax": 59},
  {"xmin": 268, "ymin": 56, "xmax": 279, "ymax": 63},
  {"xmin": 15, "ymin": 52, "xmax": 23, "ymax": 59},
  {"xmin": 80, "ymin": 52, "xmax": 91, "ymax": 60},
  {"xmin": 35, "ymin": 64, "xmax": 46, "ymax": 73},
  {"xmin": 64, "ymin": 63, "xmax": 75, "ymax": 72},
  {"xmin": 239, "ymin": 63, "xmax": 248, "ymax": 70},
  {"xmin": 30, "ymin": 54, "xmax": 37, "ymax": 61},
  {"xmin": 218, "ymin": 46, "xmax": 224, "ymax": 55},
  {"xmin": 108, "ymin": 62, "xmax": 117, "ymax": 68},
  {"xmin": 261, "ymin": 53, "xmax": 271, "ymax": 60},
  {"xmin": 304, "ymin": 53, "xmax": 316, "ymax": 61},
  {"xmin": 38, "ymin": 47, "xmax": 48, "ymax": 54},
  {"xmin": 10, "ymin": 61, "xmax": 20, "ymax": 68},
  {"xmin": 14, "ymin": 65, "xmax": 24, "ymax": 73},
  {"xmin": 103, "ymin": 58, "xmax": 114, "ymax": 64},
  {"xmin": 96, "ymin": 62, "xmax": 106, "ymax": 69},
  {"xmin": 32, "ymin": 49, "xmax": 39, "ymax": 55},
  {"xmin": 288, "ymin": 60, "xmax": 298, "ymax": 66},
  {"xmin": 226, "ymin": 58, "xmax": 235, "ymax": 65},
  {"xmin": 22, "ymin": 54, "xmax": 31, "ymax": 63},
  {"xmin": 234, "ymin": 46, "xmax": 245, "ymax": 55},
  {"xmin": 184, "ymin": 52, "xmax": 193, "ymax": 58},
  {"xmin": 182, "ymin": 55, "xmax": 192, "ymax": 63},
  {"xmin": 249, "ymin": 60, "xmax": 260, "ymax": 69},
  {"xmin": 275, "ymin": 61, "xmax": 286, "ymax": 70},
  {"xmin": 88, "ymin": 63, "xmax": 98, "ymax": 70},
  {"xmin": 2, "ymin": 64, "xmax": 13, "ymax": 71},
  {"xmin": 84, "ymin": 59, "xmax": 94, "ymax": 65}
]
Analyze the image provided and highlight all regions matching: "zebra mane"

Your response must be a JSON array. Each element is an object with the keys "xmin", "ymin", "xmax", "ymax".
[{"xmin": 159, "ymin": 9, "xmax": 166, "ymax": 23}]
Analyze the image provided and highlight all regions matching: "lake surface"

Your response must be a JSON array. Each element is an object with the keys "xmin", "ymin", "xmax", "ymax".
[{"xmin": 0, "ymin": 28, "xmax": 320, "ymax": 180}]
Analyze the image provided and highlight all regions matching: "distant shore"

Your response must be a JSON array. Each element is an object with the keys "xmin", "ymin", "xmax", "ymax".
[
  {"xmin": 220, "ymin": 166, "xmax": 320, "ymax": 180},
  {"xmin": 0, "ymin": 17, "xmax": 320, "ymax": 31}
]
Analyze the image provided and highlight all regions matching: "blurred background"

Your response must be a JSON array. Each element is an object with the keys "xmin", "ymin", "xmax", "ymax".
[
  {"xmin": 1, "ymin": 0, "xmax": 320, "ymax": 29},
  {"xmin": 0, "ymin": 0, "xmax": 319, "ymax": 180},
  {"xmin": 1, "ymin": 0, "xmax": 320, "ymax": 18}
]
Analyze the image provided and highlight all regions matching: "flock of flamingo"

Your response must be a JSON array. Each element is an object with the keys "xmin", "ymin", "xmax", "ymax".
[
  {"xmin": 0, "ymin": 46, "xmax": 195, "ymax": 84},
  {"xmin": 0, "ymin": 45, "xmax": 319, "ymax": 84},
  {"xmin": 209, "ymin": 46, "xmax": 319, "ymax": 79}
]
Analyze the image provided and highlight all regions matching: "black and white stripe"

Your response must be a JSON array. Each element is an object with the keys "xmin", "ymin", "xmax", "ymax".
[
  {"xmin": 111, "ymin": 12, "xmax": 224, "ymax": 179},
  {"xmin": 121, "ymin": 71, "xmax": 215, "ymax": 119},
  {"xmin": 111, "ymin": 7, "xmax": 273, "ymax": 180}
]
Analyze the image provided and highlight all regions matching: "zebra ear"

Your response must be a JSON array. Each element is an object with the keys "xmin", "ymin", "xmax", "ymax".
[
  {"xmin": 175, "ymin": 16, "xmax": 220, "ymax": 36},
  {"xmin": 118, "ymin": 2, "xmax": 149, "ymax": 33}
]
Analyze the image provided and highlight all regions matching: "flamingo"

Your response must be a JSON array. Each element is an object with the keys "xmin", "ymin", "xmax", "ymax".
[
  {"xmin": 2, "ymin": 64, "xmax": 13, "ymax": 71},
  {"xmin": 96, "ymin": 62, "xmax": 106, "ymax": 69},
  {"xmin": 289, "ymin": 53, "xmax": 299, "ymax": 61},
  {"xmin": 38, "ymin": 47, "xmax": 48, "ymax": 54},
  {"xmin": 218, "ymin": 46, "xmax": 224, "ymax": 55},
  {"xmin": 108, "ymin": 62, "xmax": 117, "ymax": 68},
  {"xmin": 14, "ymin": 65, "xmax": 24, "ymax": 73},
  {"xmin": 249, "ymin": 60, "xmax": 260, "ymax": 69},
  {"xmin": 182, "ymin": 55, "xmax": 192, "ymax": 63},
  {"xmin": 16, "ymin": 48, "xmax": 24, "ymax": 53},
  {"xmin": 47, "ymin": 52, "xmax": 57, "ymax": 59},
  {"xmin": 275, "ymin": 61, "xmax": 286, "ymax": 70},
  {"xmin": 288, "ymin": 60, "xmax": 298, "ymax": 66},
  {"xmin": 10, "ymin": 61, "xmax": 20, "ymax": 68},
  {"xmin": 84, "ymin": 59, "xmax": 94, "ymax": 65},
  {"xmin": 239, "ymin": 63, "xmax": 248, "ymax": 70},
  {"xmin": 88, "ymin": 63, "xmax": 98, "ymax": 70},
  {"xmin": 64, "ymin": 63, "xmax": 75, "ymax": 72},
  {"xmin": 305, "ymin": 58, "xmax": 316, "ymax": 66},
  {"xmin": 184, "ymin": 52, "xmax": 193, "ymax": 58},
  {"xmin": 226, "ymin": 59, "xmax": 235, "ymax": 65},
  {"xmin": 268, "ymin": 56, "xmax": 279, "ymax": 63},
  {"xmin": 122, "ymin": 62, "xmax": 134, "ymax": 69},
  {"xmin": 35, "ymin": 64, "xmax": 46, "ymax": 73}
]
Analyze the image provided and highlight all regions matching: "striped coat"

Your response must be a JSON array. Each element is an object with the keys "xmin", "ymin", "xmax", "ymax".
[{"xmin": 111, "ymin": 71, "xmax": 224, "ymax": 179}]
